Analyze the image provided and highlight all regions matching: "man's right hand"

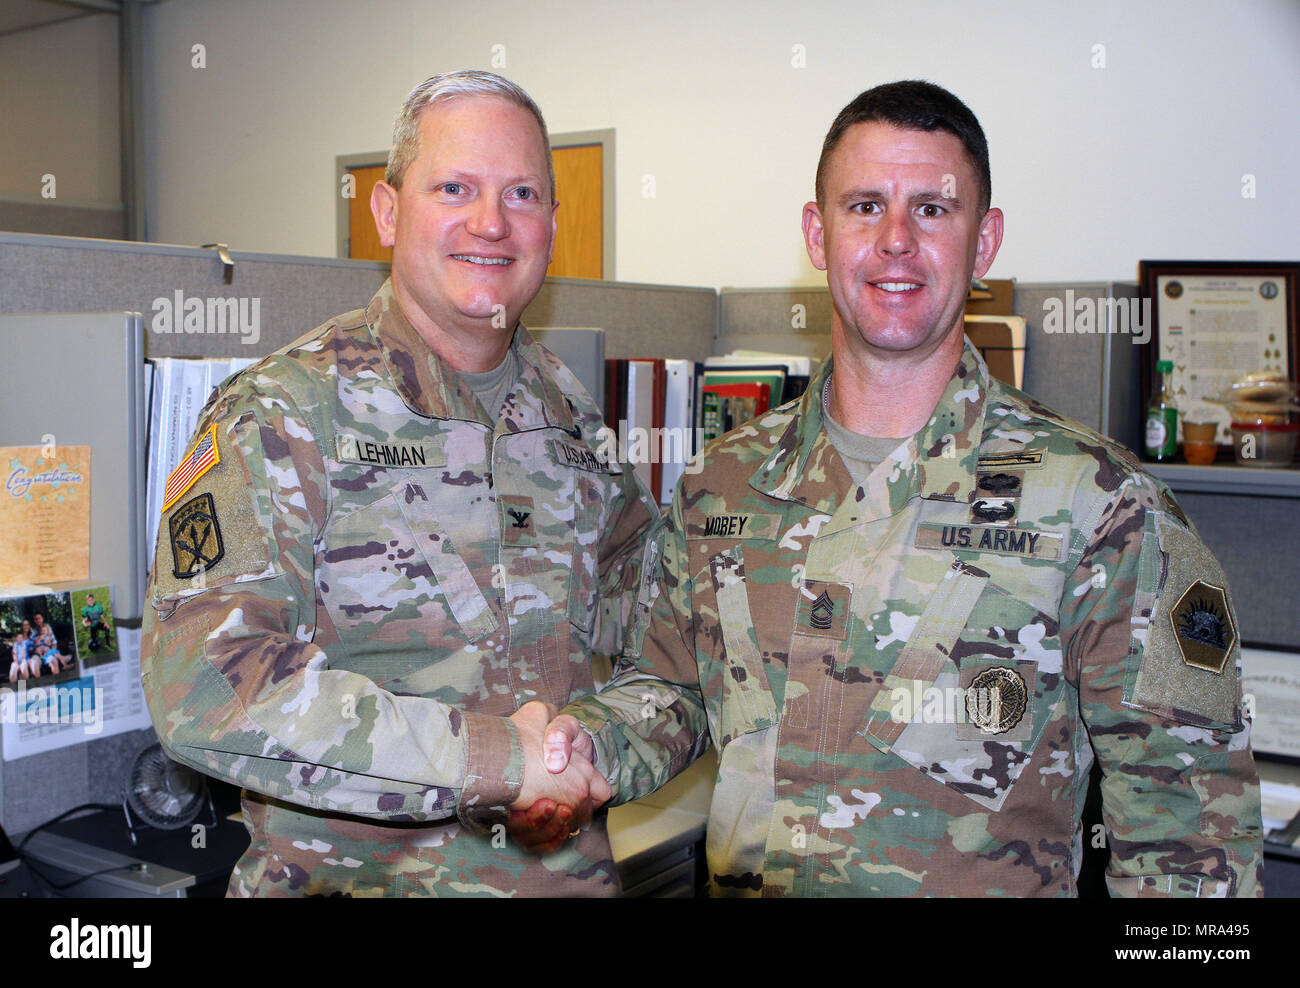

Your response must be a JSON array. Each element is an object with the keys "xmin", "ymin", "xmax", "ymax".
[{"xmin": 507, "ymin": 702, "xmax": 610, "ymax": 854}]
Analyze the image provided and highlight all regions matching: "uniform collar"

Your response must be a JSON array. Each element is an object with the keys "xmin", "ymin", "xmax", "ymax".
[
  {"xmin": 365, "ymin": 279, "xmax": 579, "ymax": 434},
  {"xmin": 750, "ymin": 338, "xmax": 990, "ymax": 511}
]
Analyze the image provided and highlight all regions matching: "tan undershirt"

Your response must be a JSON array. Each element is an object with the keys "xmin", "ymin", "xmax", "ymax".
[
  {"xmin": 821, "ymin": 375, "xmax": 908, "ymax": 485},
  {"xmin": 460, "ymin": 347, "xmax": 521, "ymax": 422}
]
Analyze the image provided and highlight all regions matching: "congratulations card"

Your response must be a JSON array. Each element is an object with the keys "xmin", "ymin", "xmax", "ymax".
[{"xmin": 0, "ymin": 446, "xmax": 90, "ymax": 586}]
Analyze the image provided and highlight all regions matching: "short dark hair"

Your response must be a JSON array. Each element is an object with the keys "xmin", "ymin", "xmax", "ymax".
[{"xmin": 815, "ymin": 80, "xmax": 991, "ymax": 214}]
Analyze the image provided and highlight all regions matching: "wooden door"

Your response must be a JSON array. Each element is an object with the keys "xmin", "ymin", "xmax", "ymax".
[
  {"xmin": 549, "ymin": 143, "xmax": 603, "ymax": 279},
  {"xmin": 347, "ymin": 164, "xmax": 392, "ymax": 263}
]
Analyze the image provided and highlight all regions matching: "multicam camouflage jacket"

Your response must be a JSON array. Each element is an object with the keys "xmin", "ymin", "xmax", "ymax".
[
  {"xmin": 565, "ymin": 341, "xmax": 1263, "ymax": 897},
  {"xmin": 141, "ymin": 280, "xmax": 659, "ymax": 896}
]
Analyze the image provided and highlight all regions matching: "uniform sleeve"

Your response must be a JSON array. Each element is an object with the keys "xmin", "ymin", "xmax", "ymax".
[
  {"xmin": 140, "ymin": 371, "xmax": 523, "ymax": 827},
  {"xmin": 1059, "ymin": 473, "xmax": 1263, "ymax": 897},
  {"xmin": 563, "ymin": 484, "xmax": 711, "ymax": 805}
]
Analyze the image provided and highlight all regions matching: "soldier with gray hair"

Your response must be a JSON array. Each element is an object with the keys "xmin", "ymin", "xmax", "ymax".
[
  {"xmin": 141, "ymin": 70, "xmax": 656, "ymax": 896},
  {"xmin": 523, "ymin": 79, "xmax": 1264, "ymax": 897}
]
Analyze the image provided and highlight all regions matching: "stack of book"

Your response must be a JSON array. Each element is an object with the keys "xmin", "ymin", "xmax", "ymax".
[{"xmin": 603, "ymin": 351, "xmax": 817, "ymax": 503}]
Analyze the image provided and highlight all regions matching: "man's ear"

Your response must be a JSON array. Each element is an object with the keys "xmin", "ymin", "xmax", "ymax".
[
  {"xmin": 370, "ymin": 180, "xmax": 399, "ymax": 249},
  {"xmin": 547, "ymin": 198, "xmax": 559, "ymax": 265},
  {"xmin": 972, "ymin": 206, "xmax": 1004, "ymax": 280},
  {"xmin": 802, "ymin": 201, "xmax": 828, "ymax": 272}
]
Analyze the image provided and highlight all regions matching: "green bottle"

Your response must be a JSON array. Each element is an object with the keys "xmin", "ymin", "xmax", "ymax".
[{"xmin": 1144, "ymin": 359, "xmax": 1178, "ymax": 461}]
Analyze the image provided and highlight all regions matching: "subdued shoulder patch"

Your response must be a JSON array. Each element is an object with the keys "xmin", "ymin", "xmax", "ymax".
[
  {"xmin": 169, "ymin": 492, "xmax": 224, "ymax": 579},
  {"xmin": 1128, "ymin": 512, "xmax": 1241, "ymax": 730},
  {"xmin": 150, "ymin": 421, "xmax": 273, "ymax": 601},
  {"xmin": 1170, "ymin": 580, "xmax": 1237, "ymax": 674}
]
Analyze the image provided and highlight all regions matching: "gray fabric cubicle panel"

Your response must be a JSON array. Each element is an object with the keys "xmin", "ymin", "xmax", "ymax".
[
  {"xmin": 0, "ymin": 234, "xmax": 719, "ymax": 364},
  {"xmin": 1173, "ymin": 492, "xmax": 1299, "ymax": 648},
  {"xmin": 0, "ymin": 725, "xmax": 159, "ymax": 838},
  {"xmin": 0, "ymin": 233, "xmax": 389, "ymax": 360},
  {"xmin": 1016, "ymin": 282, "xmax": 1143, "ymax": 455},
  {"xmin": 0, "ymin": 312, "xmax": 147, "ymax": 620},
  {"xmin": 525, "ymin": 277, "xmax": 717, "ymax": 363},
  {"xmin": 717, "ymin": 287, "xmax": 833, "ymax": 359}
]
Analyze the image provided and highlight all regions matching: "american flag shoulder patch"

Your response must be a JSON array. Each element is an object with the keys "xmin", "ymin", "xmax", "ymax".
[{"xmin": 162, "ymin": 423, "xmax": 221, "ymax": 514}]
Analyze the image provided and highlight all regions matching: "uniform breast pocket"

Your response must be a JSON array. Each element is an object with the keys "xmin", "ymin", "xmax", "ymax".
[
  {"xmin": 318, "ymin": 482, "xmax": 498, "ymax": 689},
  {"xmin": 871, "ymin": 570, "xmax": 1066, "ymax": 812}
]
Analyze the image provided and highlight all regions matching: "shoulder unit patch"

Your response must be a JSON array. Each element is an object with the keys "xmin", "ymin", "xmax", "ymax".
[
  {"xmin": 169, "ymin": 492, "xmax": 225, "ymax": 579},
  {"xmin": 1171, "ymin": 580, "xmax": 1237, "ymax": 674}
]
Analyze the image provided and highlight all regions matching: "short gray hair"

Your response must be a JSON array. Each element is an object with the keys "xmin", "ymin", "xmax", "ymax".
[{"xmin": 386, "ymin": 70, "xmax": 555, "ymax": 200}]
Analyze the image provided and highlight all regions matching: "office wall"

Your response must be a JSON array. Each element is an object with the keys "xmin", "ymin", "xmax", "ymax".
[
  {"xmin": 0, "ymin": 13, "xmax": 120, "ymax": 204},
  {"xmin": 3, "ymin": 1, "xmax": 1296, "ymax": 288}
]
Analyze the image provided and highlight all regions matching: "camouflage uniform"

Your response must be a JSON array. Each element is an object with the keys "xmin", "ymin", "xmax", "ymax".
[
  {"xmin": 141, "ymin": 279, "xmax": 658, "ymax": 896},
  {"xmin": 566, "ymin": 341, "xmax": 1263, "ymax": 897}
]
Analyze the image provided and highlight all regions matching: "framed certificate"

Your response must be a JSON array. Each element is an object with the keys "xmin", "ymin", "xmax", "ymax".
[
  {"xmin": 1242, "ymin": 644, "xmax": 1300, "ymax": 761},
  {"xmin": 1139, "ymin": 261, "xmax": 1299, "ymax": 446}
]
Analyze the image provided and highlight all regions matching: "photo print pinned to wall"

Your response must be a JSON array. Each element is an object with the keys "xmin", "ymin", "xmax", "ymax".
[
  {"xmin": 70, "ymin": 585, "xmax": 118, "ymax": 668},
  {"xmin": 2, "ymin": 589, "xmax": 79, "ymax": 688}
]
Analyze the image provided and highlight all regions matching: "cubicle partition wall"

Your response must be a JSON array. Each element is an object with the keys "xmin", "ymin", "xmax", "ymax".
[
  {"xmin": 717, "ymin": 287, "xmax": 836, "ymax": 360},
  {"xmin": 527, "ymin": 277, "xmax": 718, "ymax": 363}
]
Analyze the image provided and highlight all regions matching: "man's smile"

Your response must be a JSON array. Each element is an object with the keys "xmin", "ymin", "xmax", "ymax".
[{"xmin": 452, "ymin": 254, "xmax": 514, "ymax": 265}]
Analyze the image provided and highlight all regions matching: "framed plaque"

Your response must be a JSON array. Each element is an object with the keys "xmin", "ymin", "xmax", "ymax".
[{"xmin": 1138, "ymin": 261, "xmax": 1298, "ymax": 447}]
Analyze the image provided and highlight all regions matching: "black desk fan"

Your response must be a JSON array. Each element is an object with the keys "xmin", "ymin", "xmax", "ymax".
[{"xmin": 122, "ymin": 742, "xmax": 218, "ymax": 846}]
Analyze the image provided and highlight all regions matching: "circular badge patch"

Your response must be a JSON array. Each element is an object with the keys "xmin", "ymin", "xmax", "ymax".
[{"xmin": 966, "ymin": 667, "xmax": 1028, "ymax": 734}]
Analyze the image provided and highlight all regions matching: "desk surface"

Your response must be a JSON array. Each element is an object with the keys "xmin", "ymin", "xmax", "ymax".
[{"xmin": 607, "ymin": 748, "xmax": 716, "ymax": 883}]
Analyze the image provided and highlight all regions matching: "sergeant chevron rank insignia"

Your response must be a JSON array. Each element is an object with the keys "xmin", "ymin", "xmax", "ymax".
[
  {"xmin": 795, "ymin": 580, "xmax": 850, "ymax": 640},
  {"xmin": 169, "ymin": 492, "xmax": 224, "ymax": 579}
]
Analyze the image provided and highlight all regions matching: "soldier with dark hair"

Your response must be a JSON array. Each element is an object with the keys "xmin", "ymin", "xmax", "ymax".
[{"xmin": 524, "ymin": 80, "xmax": 1263, "ymax": 897}]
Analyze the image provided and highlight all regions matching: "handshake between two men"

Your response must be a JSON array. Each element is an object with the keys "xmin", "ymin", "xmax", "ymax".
[{"xmin": 507, "ymin": 701, "xmax": 599, "ymax": 855}]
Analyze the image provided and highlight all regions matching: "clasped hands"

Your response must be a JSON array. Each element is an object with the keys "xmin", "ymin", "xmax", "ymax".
[{"xmin": 506, "ymin": 700, "xmax": 602, "ymax": 854}]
